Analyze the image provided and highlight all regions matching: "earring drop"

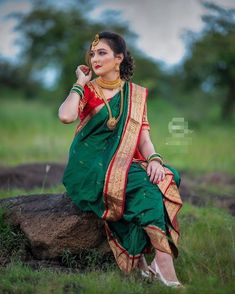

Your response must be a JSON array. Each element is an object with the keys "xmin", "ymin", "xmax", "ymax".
[{"xmin": 115, "ymin": 64, "xmax": 120, "ymax": 72}]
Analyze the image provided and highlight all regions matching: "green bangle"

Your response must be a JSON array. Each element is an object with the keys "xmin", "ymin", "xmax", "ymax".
[
  {"xmin": 70, "ymin": 88, "xmax": 84, "ymax": 98},
  {"xmin": 73, "ymin": 84, "xmax": 84, "ymax": 92},
  {"xmin": 72, "ymin": 85, "xmax": 84, "ymax": 94},
  {"xmin": 70, "ymin": 86, "xmax": 84, "ymax": 98}
]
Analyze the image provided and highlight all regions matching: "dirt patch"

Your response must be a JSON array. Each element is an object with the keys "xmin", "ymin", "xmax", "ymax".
[
  {"xmin": 0, "ymin": 163, "xmax": 65, "ymax": 190},
  {"xmin": 0, "ymin": 163, "xmax": 234, "ymax": 215},
  {"xmin": 179, "ymin": 170, "xmax": 235, "ymax": 216}
]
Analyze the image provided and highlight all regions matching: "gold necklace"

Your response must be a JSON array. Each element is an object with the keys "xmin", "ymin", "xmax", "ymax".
[
  {"xmin": 96, "ymin": 81, "xmax": 124, "ymax": 130},
  {"xmin": 96, "ymin": 76, "xmax": 122, "ymax": 89}
]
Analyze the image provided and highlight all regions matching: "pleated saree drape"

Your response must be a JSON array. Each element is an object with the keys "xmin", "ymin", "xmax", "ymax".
[{"xmin": 63, "ymin": 80, "xmax": 183, "ymax": 273}]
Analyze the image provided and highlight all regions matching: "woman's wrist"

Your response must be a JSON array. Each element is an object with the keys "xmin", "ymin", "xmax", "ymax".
[
  {"xmin": 147, "ymin": 152, "xmax": 163, "ymax": 165},
  {"xmin": 148, "ymin": 157, "xmax": 163, "ymax": 165},
  {"xmin": 75, "ymin": 79, "xmax": 86, "ymax": 87},
  {"xmin": 70, "ymin": 82, "xmax": 85, "ymax": 98}
]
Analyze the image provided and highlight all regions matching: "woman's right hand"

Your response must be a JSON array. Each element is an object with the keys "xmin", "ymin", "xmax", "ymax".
[
  {"xmin": 147, "ymin": 160, "xmax": 165, "ymax": 184},
  {"xmin": 75, "ymin": 65, "xmax": 92, "ymax": 85}
]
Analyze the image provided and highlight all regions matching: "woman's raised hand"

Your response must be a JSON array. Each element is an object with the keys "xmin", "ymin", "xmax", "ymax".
[
  {"xmin": 147, "ymin": 161, "xmax": 165, "ymax": 184},
  {"xmin": 75, "ymin": 65, "xmax": 92, "ymax": 85}
]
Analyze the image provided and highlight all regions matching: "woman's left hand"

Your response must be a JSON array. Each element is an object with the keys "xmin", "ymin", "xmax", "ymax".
[{"xmin": 147, "ymin": 160, "xmax": 165, "ymax": 184}]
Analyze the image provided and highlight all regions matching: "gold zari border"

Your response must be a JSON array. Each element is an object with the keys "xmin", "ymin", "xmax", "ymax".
[
  {"xmin": 140, "ymin": 161, "xmax": 182, "ymax": 252},
  {"xmin": 104, "ymin": 222, "xmax": 141, "ymax": 273},
  {"xmin": 102, "ymin": 83, "xmax": 147, "ymax": 221},
  {"xmin": 144, "ymin": 225, "xmax": 173, "ymax": 255},
  {"xmin": 105, "ymin": 221, "xmax": 177, "ymax": 273}
]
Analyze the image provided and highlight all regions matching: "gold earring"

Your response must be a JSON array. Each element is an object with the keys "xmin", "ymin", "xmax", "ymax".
[{"xmin": 115, "ymin": 64, "xmax": 120, "ymax": 72}]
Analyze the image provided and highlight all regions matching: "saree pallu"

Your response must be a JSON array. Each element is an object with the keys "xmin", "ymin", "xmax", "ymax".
[{"xmin": 63, "ymin": 81, "xmax": 183, "ymax": 273}]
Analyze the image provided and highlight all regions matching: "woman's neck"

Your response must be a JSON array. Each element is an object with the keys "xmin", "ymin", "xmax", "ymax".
[{"xmin": 100, "ymin": 72, "xmax": 120, "ymax": 82}]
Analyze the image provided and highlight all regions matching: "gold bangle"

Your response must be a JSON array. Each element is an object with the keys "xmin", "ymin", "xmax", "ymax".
[
  {"xmin": 147, "ymin": 153, "xmax": 163, "ymax": 161},
  {"xmin": 148, "ymin": 157, "xmax": 163, "ymax": 165}
]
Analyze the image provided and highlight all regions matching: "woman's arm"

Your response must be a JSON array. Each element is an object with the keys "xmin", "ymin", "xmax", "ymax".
[
  {"xmin": 138, "ymin": 129, "xmax": 166, "ymax": 183},
  {"xmin": 58, "ymin": 84, "xmax": 85, "ymax": 124},
  {"xmin": 58, "ymin": 65, "xmax": 92, "ymax": 124},
  {"xmin": 138, "ymin": 129, "xmax": 156, "ymax": 160}
]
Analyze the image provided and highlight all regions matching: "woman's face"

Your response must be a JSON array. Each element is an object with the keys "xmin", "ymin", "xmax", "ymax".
[{"xmin": 89, "ymin": 40, "xmax": 123, "ymax": 77}]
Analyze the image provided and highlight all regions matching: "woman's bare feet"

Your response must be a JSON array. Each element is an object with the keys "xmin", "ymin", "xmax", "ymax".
[
  {"xmin": 154, "ymin": 250, "xmax": 179, "ymax": 282},
  {"xmin": 148, "ymin": 250, "xmax": 183, "ymax": 288}
]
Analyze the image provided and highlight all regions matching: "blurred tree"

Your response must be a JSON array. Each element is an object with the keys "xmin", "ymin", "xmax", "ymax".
[
  {"xmin": 181, "ymin": 1, "xmax": 235, "ymax": 121},
  {"xmin": 9, "ymin": 0, "xmax": 165, "ymax": 100},
  {"xmin": 0, "ymin": 58, "xmax": 40, "ymax": 99}
]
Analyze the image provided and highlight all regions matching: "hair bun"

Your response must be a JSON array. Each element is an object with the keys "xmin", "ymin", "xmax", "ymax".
[{"xmin": 120, "ymin": 50, "xmax": 135, "ymax": 81}]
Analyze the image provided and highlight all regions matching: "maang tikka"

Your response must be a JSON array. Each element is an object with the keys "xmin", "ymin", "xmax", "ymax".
[{"xmin": 92, "ymin": 34, "xmax": 100, "ymax": 49}]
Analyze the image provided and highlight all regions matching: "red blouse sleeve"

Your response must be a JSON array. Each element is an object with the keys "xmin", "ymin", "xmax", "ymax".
[
  {"xmin": 141, "ymin": 102, "xmax": 150, "ymax": 131},
  {"xmin": 77, "ymin": 84, "xmax": 90, "ymax": 116}
]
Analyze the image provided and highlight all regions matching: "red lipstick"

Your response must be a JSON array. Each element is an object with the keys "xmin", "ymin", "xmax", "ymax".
[{"xmin": 95, "ymin": 65, "xmax": 102, "ymax": 69}]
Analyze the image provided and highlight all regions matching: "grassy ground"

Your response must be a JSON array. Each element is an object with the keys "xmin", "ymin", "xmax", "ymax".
[
  {"xmin": 0, "ymin": 203, "xmax": 234, "ymax": 293},
  {"xmin": 147, "ymin": 98, "xmax": 235, "ymax": 176},
  {"xmin": 0, "ymin": 96, "xmax": 235, "ymax": 176},
  {"xmin": 0, "ymin": 97, "xmax": 73, "ymax": 165},
  {"xmin": 0, "ymin": 185, "xmax": 65, "ymax": 200},
  {"xmin": 0, "ymin": 95, "xmax": 234, "ymax": 293}
]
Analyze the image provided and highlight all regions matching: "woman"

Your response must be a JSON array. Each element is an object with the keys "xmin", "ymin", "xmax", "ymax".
[{"xmin": 58, "ymin": 31, "xmax": 183, "ymax": 288}]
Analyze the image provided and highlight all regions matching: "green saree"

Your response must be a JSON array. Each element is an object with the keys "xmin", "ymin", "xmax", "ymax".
[{"xmin": 63, "ymin": 80, "xmax": 183, "ymax": 273}]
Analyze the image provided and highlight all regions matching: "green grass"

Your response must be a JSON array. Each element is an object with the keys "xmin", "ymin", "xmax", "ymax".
[
  {"xmin": 194, "ymin": 181, "xmax": 235, "ymax": 199},
  {"xmin": 148, "ymin": 98, "xmax": 235, "ymax": 176},
  {"xmin": 0, "ymin": 94, "xmax": 235, "ymax": 293},
  {"xmin": 0, "ymin": 203, "xmax": 234, "ymax": 293},
  {"xmin": 0, "ymin": 185, "xmax": 65, "ymax": 200},
  {"xmin": 0, "ymin": 98, "xmax": 74, "ymax": 165},
  {"xmin": 0, "ymin": 96, "xmax": 235, "ymax": 176}
]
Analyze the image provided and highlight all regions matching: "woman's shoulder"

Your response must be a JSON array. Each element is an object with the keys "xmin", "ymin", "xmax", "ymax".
[
  {"xmin": 129, "ymin": 80, "xmax": 148, "ymax": 92},
  {"xmin": 84, "ymin": 79, "xmax": 95, "ymax": 91}
]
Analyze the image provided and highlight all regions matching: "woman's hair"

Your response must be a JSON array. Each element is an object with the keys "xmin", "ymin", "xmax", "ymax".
[{"xmin": 86, "ymin": 31, "xmax": 135, "ymax": 81}]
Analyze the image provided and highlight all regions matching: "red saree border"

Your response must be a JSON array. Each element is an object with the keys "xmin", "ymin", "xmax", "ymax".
[
  {"xmin": 105, "ymin": 221, "xmax": 177, "ymax": 273},
  {"xmin": 74, "ymin": 102, "xmax": 109, "ymax": 136},
  {"xmin": 139, "ymin": 161, "xmax": 183, "ymax": 252},
  {"xmin": 102, "ymin": 82, "xmax": 148, "ymax": 221},
  {"xmin": 156, "ymin": 167, "xmax": 183, "ymax": 237},
  {"xmin": 144, "ymin": 225, "xmax": 173, "ymax": 256},
  {"xmin": 74, "ymin": 112, "xmax": 93, "ymax": 136},
  {"xmin": 102, "ymin": 82, "xmax": 132, "ymax": 220},
  {"xmin": 102, "ymin": 83, "xmax": 132, "ymax": 220},
  {"xmin": 104, "ymin": 222, "xmax": 141, "ymax": 273}
]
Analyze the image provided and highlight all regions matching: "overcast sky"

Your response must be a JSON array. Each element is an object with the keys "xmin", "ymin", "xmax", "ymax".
[{"xmin": 0, "ymin": 0, "xmax": 235, "ymax": 66}]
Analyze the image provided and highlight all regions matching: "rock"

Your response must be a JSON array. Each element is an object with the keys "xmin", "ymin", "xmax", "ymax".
[{"xmin": 0, "ymin": 193, "xmax": 110, "ymax": 260}]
